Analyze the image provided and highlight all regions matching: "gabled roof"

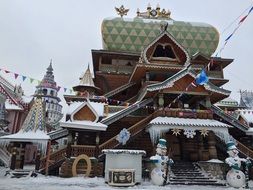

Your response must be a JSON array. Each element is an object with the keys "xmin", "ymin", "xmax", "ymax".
[
  {"xmin": 0, "ymin": 75, "xmax": 29, "ymax": 110},
  {"xmin": 143, "ymin": 30, "xmax": 190, "ymax": 66},
  {"xmin": 61, "ymin": 100, "xmax": 107, "ymax": 131},
  {"xmin": 0, "ymin": 98, "xmax": 49, "ymax": 154},
  {"xmin": 73, "ymin": 65, "xmax": 100, "ymax": 92},
  {"xmin": 69, "ymin": 100, "xmax": 104, "ymax": 122},
  {"xmin": 138, "ymin": 67, "xmax": 230, "ymax": 101}
]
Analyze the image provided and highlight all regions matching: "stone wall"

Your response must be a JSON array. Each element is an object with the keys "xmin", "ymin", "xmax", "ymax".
[{"xmin": 197, "ymin": 161, "xmax": 229, "ymax": 180}]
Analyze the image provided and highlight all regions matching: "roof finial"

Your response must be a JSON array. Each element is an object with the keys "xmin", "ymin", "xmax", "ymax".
[{"xmin": 115, "ymin": 5, "xmax": 129, "ymax": 18}]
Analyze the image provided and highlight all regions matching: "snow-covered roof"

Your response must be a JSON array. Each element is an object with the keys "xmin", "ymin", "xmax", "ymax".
[
  {"xmin": 238, "ymin": 109, "xmax": 253, "ymax": 123},
  {"xmin": 0, "ymin": 130, "xmax": 50, "ymax": 141},
  {"xmin": 0, "ymin": 130, "xmax": 49, "ymax": 155},
  {"xmin": 21, "ymin": 95, "xmax": 33, "ymax": 104},
  {"xmin": 150, "ymin": 117, "xmax": 230, "ymax": 128},
  {"xmin": 215, "ymin": 97, "xmax": 239, "ymax": 107},
  {"xmin": 66, "ymin": 101, "xmax": 105, "ymax": 117},
  {"xmin": 5, "ymin": 101, "xmax": 23, "ymax": 110},
  {"xmin": 102, "ymin": 149, "xmax": 146, "ymax": 155},
  {"xmin": 61, "ymin": 120, "xmax": 107, "ymax": 131}
]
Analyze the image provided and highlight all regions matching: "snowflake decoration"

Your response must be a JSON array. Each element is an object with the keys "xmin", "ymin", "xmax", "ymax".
[
  {"xmin": 116, "ymin": 128, "xmax": 131, "ymax": 145},
  {"xmin": 172, "ymin": 128, "xmax": 181, "ymax": 136},
  {"xmin": 183, "ymin": 129, "xmax": 196, "ymax": 138},
  {"xmin": 200, "ymin": 129, "xmax": 209, "ymax": 137}
]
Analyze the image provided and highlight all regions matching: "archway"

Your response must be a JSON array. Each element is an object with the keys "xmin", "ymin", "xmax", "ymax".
[{"xmin": 72, "ymin": 154, "xmax": 91, "ymax": 177}]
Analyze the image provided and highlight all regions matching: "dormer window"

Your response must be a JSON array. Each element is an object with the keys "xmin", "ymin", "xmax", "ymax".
[{"xmin": 152, "ymin": 44, "xmax": 177, "ymax": 60}]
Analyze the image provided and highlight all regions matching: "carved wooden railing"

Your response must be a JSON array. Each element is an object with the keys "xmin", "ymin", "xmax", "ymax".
[
  {"xmin": 71, "ymin": 145, "xmax": 95, "ymax": 157},
  {"xmin": 40, "ymin": 147, "xmax": 67, "ymax": 171},
  {"xmin": 210, "ymin": 104, "xmax": 249, "ymax": 132},
  {"xmin": 99, "ymin": 110, "xmax": 159, "ymax": 152},
  {"xmin": 40, "ymin": 145, "xmax": 96, "ymax": 172},
  {"xmin": 103, "ymin": 82, "xmax": 135, "ymax": 98},
  {"xmin": 99, "ymin": 63, "xmax": 134, "ymax": 74},
  {"xmin": 101, "ymin": 98, "xmax": 153, "ymax": 125},
  {"xmin": 0, "ymin": 147, "xmax": 11, "ymax": 167},
  {"xmin": 236, "ymin": 140, "xmax": 253, "ymax": 159}
]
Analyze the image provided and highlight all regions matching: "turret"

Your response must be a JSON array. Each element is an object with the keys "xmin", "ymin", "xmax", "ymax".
[{"xmin": 34, "ymin": 61, "xmax": 63, "ymax": 127}]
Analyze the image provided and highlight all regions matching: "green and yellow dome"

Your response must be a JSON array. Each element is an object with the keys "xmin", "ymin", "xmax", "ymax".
[{"xmin": 101, "ymin": 15, "xmax": 219, "ymax": 57}]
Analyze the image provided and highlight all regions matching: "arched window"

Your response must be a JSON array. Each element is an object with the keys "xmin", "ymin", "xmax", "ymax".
[
  {"xmin": 50, "ymin": 90, "xmax": 54, "ymax": 96},
  {"xmin": 42, "ymin": 89, "xmax": 47, "ymax": 95},
  {"xmin": 153, "ymin": 44, "xmax": 176, "ymax": 59}
]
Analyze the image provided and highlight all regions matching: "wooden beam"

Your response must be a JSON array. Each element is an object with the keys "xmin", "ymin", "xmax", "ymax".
[{"xmin": 45, "ymin": 140, "xmax": 51, "ymax": 176}]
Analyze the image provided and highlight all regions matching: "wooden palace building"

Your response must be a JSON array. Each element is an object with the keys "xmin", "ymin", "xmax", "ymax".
[{"xmin": 29, "ymin": 5, "xmax": 253, "ymax": 178}]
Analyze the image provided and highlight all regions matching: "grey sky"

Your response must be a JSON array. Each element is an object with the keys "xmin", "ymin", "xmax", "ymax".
[{"xmin": 0, "ymin": 0, "xmax": 252, "ymax": 102}]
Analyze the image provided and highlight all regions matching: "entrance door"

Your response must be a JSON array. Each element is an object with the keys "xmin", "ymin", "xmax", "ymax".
[{"xmin": 165, "ymin": 134, "xmax": 181, "ymax": 161}]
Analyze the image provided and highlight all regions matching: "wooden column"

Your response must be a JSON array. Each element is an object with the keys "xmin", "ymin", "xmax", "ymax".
[
  {"xmin": 94, "ymin": 132, "xmax": 100, "ymax": 176},
  {"xmin": 45, "ymin": 140, "xmax": 51, "ymax": 176},
  {"xmin": 198, "ymin": 134, "xmax": 204, "ymax": 160},
  {"xmin": 208, "ymin": 131, "xmax": 218, "ymax": 159},
  {"xmin": 10, "ymin": 147, "xmax": 17, "ymax": 170},
  {"xmin": 35, "ymin": 150, "xmax": 41, "ymax": 171}
]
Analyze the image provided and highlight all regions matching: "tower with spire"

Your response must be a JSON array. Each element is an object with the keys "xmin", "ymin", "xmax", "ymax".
[
  {"xmin": 72, "ymin": 64, "xmax": 100, "ymax": 99},
  {"xmin": 34, "ymin": 61, "xmax": 63, "ymax": 129}
]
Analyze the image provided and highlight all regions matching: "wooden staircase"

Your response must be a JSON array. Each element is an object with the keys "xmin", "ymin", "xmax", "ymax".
[
  {"xmin": 208, "ymin": 104, "xmax": 249, "ymax": 132},
  {"xmin": 0, "ymin": 147, "xmax": 11, "ymax": 166},
  {"xmin": 99, "ymin": 110, "xmax": 159, "ymax": 153},
  {"xmin": 169, "ymin": 161, "xmax": 225, "ymax": 186},
  {"xmin": 103, "ymin": 82, "xmax": 135, "ymax": 98}
]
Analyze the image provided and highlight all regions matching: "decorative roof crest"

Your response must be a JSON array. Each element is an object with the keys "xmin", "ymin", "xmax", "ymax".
[
  {"xmin": 136, "ymin": 3, "xmax": 171, "ymax": 19},
  {"xmin": 115, "ymin": 5, "xmax": 129, "ymax": 18}
]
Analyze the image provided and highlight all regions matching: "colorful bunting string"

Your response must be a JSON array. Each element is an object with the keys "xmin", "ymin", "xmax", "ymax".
[
  {"xmin": 0, "ymin": 67, "xmax": 73, "ymax": 94},
  {"xmin": 166, "ymin": 4, "xmax": 253, "ymax": 109}
]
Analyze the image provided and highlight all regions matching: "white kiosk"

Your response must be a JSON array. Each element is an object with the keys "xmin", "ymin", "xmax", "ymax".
[{"xmin": 103, "ymin": 149, "xmax": 146, "ymax": 186}]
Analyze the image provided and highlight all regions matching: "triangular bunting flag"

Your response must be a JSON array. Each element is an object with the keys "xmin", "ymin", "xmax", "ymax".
[
  {"xmin": 64, "ymin": 88, "xmax": 67, "ymax": 92},
  {"xmin": 30, "ymin": 78, "xmax": 34, "ymax": 83},
  {"xmin": 14, "ymin": 73, "xmax": 19, "ymax": 79},
  {"xmin": 239, "ymin": 15, "xmax": 248, "ymax": 23},
  {"xmin": 22, "ymin": 75, "xmax": 27, "ymax": 81},
  {"xmin": 5, "ymin": 70, "xmax": 10, "ymax": 74}
]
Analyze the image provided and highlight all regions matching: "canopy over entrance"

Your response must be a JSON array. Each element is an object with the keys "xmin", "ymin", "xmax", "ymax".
[{"xmin": 147, "ymin": 116, "xmax": 232, "ymax": 144}]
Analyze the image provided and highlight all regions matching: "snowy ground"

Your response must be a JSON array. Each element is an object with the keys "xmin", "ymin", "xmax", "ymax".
[{"xmin": 0, "ymin": 167, "xmax": 250, "ymax": 190}]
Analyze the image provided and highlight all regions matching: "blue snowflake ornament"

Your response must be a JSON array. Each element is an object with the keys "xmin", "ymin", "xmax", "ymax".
[{"xmin": 116, "ymin": 128, "xmax": 130, "ymax": 145}]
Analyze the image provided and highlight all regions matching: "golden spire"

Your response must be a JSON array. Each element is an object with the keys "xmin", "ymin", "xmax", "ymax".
[{"xmin": 115, "ymin": 5, "xmax": 129, "ymax": 18}]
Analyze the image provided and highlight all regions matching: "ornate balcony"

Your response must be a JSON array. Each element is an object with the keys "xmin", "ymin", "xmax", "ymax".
[{"xmin": 157, "ymin": 108, "xmax": 213, "ymax": 119}]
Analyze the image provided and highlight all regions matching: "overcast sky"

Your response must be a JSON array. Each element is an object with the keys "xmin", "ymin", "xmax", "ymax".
[{"xmin": 0, "ymin": 0, "xmax": 252, "ymax": 102}]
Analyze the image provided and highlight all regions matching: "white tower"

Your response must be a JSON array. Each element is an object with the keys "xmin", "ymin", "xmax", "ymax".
[{"xmin": 34, "ymin": 61, "xmax": 63, "ymax": 129}]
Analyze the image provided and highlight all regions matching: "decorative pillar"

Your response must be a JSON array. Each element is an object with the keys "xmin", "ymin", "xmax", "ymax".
[
  {"xmin": 74, "ymin": 132, "xmax": 78, "ymax": 145},
  {"xmin": 198, "ymin": 134, "xmax": 204, "ymax": 160},
  {"xmin": 205, "ymin": 96, "xmax": 211, "ymax": 108},
  {"xmin": 145, "ymin": 72, "xmax": 150, "ymax": 81},
  {"xmin": 207, "ymin": 131, "xmax": 218, "ymax": 159},
  {"xmin": 20, "ymin": 143, "xmax": 25, "ymax": 169},
  {"xmin": 10, "ymin": 147, "xmax": 17, "ymax": 170},
  {"xmin": 158, "ymin": 93, "xmax": 164, "ymax": 109},
  {"xmin": 94, "ymin": 132, "xmax": 100, "ymax": 176},
  {"xmin": 35, "ymin": 150, "xmax": 41, "ymax": 171}
]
